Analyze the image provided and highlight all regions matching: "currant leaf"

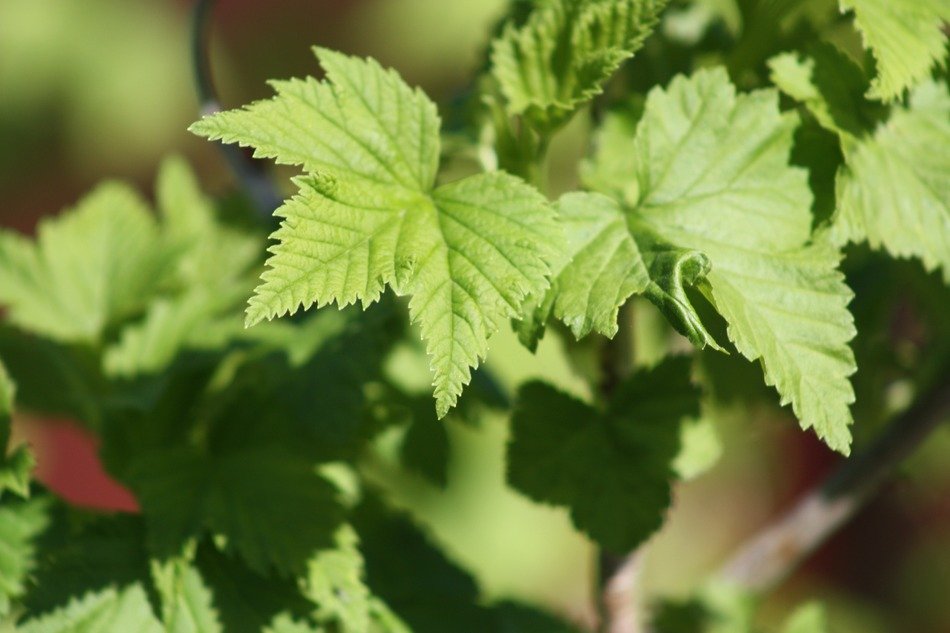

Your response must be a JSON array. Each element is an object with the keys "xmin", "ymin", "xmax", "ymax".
[
  {"xmin": 507, "ymin": 357, "xmax": 698, "ymax": 552},
  {"xmin": 490, "ymin": 0, "xmax": 668, "ymax": 129},
  {"xmin": 191, "ymin": 49, "xmax": 561, "ymax": 418},
  {"xmin": 584, "ymin": 68, "xmax": 857, "ymax": 452}
]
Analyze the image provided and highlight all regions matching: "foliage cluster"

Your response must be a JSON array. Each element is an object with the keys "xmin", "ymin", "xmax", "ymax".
[{"xmin": 0, "ymin": 0, "xmax": 947, "ymax": 630}]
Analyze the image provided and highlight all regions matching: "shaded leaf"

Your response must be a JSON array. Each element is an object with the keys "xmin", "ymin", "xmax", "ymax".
[{"xmin": 507, "ymin": 357, "xmax": 698, "ymax": 551}]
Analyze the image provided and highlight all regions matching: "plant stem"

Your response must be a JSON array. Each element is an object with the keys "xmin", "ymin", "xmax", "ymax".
[
  {"xmin": 717, "ymin": 371, "xmax": 950, "ymax": 592},
  {"xmin": 597, "ymin": 303, "xmax": 644, "ymax": 633},
  {"xmin": 191, "ymin": 0, "xmax": 281, "ymax": 216}
]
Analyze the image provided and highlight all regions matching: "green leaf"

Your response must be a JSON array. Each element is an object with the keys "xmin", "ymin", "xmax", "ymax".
[
  {"xmin": 524, "ymin": 192, "xmax": 724, "ymax": 351},
  {"xmin": 839, "ymin": 0, "xmax": 950, "ymax": 101},
  {"xmin": 650, "ymin": 582, "xmax": 758, "ymax": 633},
  {"xmin": 393, "ymin": 394, "xmax": 451, "ymax": 488},
  {"xmin": 23, "ymin": 511, "xmax": 151, "ymax": 618},
  {"xmin": 103, "ymin": 291, "xmax": 244, "ymax": 378},
  {"xmin": 265, "ymin": 615, "xmax": 324, "ymax": 633},
  {"xmin": 152, "ymin": 555, "xmax": 223, "ymax": 633},
  {"xmin": 304, "ymin": 526, "xmax": 373, "ymax": 630},
  {"xmin": 303, "ymin": 525, "xmax": 410, "ymax": 633},
  {"xmin": 129, "ymin": 447, "xmax": 344, "ymax": 576},
  {"xmin": 0, "ymin": 497, "xmax": 50, "ymax": 616},
  {"xmin": 194, "ymin": 543, "xmax": 312, "ymax": 633},
  {"xmin": 191, "ymin": 48, "xmax": 561, "ymax": 419},
  {"xmin": 585, "ymin": 68, "xmax": 857, "ymax": 453},
  {"xmin": 351, "ymin": 498, "xmax": 577, "ymax": 632},
  {"xmin": 834, "ymin": 81, "xmax": 950, "ymax": 283},
  {"xmin": 154, "ymin": 156, "xmax": 262, "ymax": 290},
  {"xmin": 781, "ymin": 602, "xmax": 828, "ymax": 633},
  {"xmin": 18, "ymin": 585, "xmax": 163, "ymax": 633},
  {"xmin": 198, "ymin": 306, "xmax": 399, "ymax": 463},
  {"xmin": 0, "ymin": 183, "xmax": 180, "ymax": 343},
  {"xmin": 104, "ymin": 158, "xmax": 262, "ymax": 378},
  {"xmin": 0, "ymin": 360, "xmax": 33, "ymax": 498},
  {"xmin": 490, "ymin": 0, "xmax": 668, "ymax": 129},
  {"xmin": 352, "ymin": 498, "xmax": 494, "ymax": 632},
  {"xmin": 0, "ymin": 329, "xmax": 104, "ymax": 424},
  {"xmin": 191, "ymin": 48, "xmax": 440, "ymax": 192},
  {"xmin": 768, "ymin": 44, "xmax": 887, "ymax": 140},
  {"xmin": 507, "ymin": 356, "xmax": 698, "ymax": 552}
]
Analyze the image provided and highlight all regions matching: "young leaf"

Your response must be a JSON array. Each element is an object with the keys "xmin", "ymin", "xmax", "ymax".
[
  {"xmin": 768, "ymin": 44, "xmax": 887, "ymax": 140},
  {"xmin": 0, "ymin": 497, "xmax": 50, "ymax": 616},
  {"xmin": 490, "ymin": 0, "xmax": 668, "ymax": 129},
  {"xmin": 303, "ymin": 525, "xmax": 410, "ymax": 633},
  {"xmin": 304, "ymin": 526, "xmax": 373, "ymax": 630},
  {"xmin": 0, "ymin": 183, "xmax": 180, "ymax": 343},
  {"xmin": 0, "ymin": 360, "xmax": 33, "ymax": 498},
  {"xmin": 190, "ymin": 48, "xmax": 561, "ymax": 418},
  {"xmin": 584, "ymin": 68, "xmax": 857, "ymax": 453},
  {"xmin": 102, "ymin": 292, "xmax": 245, "ymax": 377},
  {"xmin": 839, "ymin": 0, "xmax": 950, "ymax": 101},
  {"xmin": 152, "ymin": 555, "xmax": 223, "ymax": 633},
  {"xmin": 129, "ymin": 447, "xmax": 344, "ymax": 576},
  {"xmin": 507, "ymin": 357, "xmax": 698, "ymax": 552},
  {"xmin": 521, "ymin": 192, "xmax": 724, "ymax": 351},
  {"xmin": 18, "ymin": 585, "xmax": 163, "ymax": 633},
  {"xmin": 834, "ymin": 81, "xmax": 950, "ymax": 284},
  {"xmin": 771, "ymin": 50, "xmax": 950, "ymax": 284},
  {"xmin": 104, "ymin": 158, "xmax": 262, "ymax": 377}
]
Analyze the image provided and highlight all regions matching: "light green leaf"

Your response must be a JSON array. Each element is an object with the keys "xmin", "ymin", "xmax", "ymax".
[
  {"xmin": 520, "ymin": 192, "xmax": 723, "ymax": 351},
  {"xmin": 490, "ymin": 0, "xmax": 668, "ymax": 129},
  {"xmin": 0, "ymin": 360, "xmax": 33, "ymax": 499},
  {"xmin": 265, "ymin": 615, "xmax": 324, "ymax": 633},
  {"xmin": 103, "ymin": 157, "xmax": 263, "ymax": 377},
  {"xmin": 103, "ymin": 291, "xmax": 245, "ymax": 378},
  {"xmin": 0, "ymin": 183, "xmax": 180, "ymax": 343},
  {"xmin": 305, "ymin": 526, "xmax": 372, "ymax": 631},
  {"xmin": 303, "ymin": 525, "xmax": 410, "ymax": 633},
  {"xmin": 768, "ymin": 44, "xmax": 887, "ymax": 140},
  {"xmin": 18, "ymin": 585, "xmax": 163, "ymax": 633},
  {"xmin": 834, "ymin": 81, "xmax": 950, "ymax": 283},
  {"xmin": 782, "ymin": 602, "xmax": 828, "ymax": 633},
  {"xmin": 585, "ymin": 68, "xmax": 857, "ymax": 453},
  {"xmin": 839, "ymin": 0, "xmax": 950, "ymax": 101},
  {"xmin": 0, "ymin": 497, "xmax": 50, "ymax": 616},
  {"xmin": 129, "ymin": 447, "xmax": 344, "ymax": 576},
  {"xmin": 191, "ymin": 49, "xmax": 561, "ymax": 418},
  {"xmin": 155, "ymin": 156, "xmax": 262, "ymax": 288},
  {"xmin": 191, "ymin": 48, "xmax": 440, "ymax": 191},
  {"xmin": 152, "ymin": 555, "xmax": 223, "ymax": 633},
  {"xmin": 507, "ymin": 357, "xmax": 698, "ymax": 552}
]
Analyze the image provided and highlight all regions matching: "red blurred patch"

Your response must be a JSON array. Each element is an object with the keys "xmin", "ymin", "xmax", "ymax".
[{"xmin": 25, "ymin": 418, "xmax": 139, "ymax": 513}]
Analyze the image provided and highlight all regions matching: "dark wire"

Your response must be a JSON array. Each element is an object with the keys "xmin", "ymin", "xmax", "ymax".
[{"xmin": 191, "ymin": 0, "xmax": 282, "ymax": 219}]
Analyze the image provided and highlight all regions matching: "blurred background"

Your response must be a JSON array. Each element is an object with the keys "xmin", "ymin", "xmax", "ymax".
[{"xmin": 2, "ymin": 1, "xmax": 949, "ymax": 631}]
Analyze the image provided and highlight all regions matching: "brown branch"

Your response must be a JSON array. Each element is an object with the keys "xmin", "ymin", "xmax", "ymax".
[
  {"xmin": 597, "ymin": 303, "xmax": 645, "ymax": 633},
  {"xmin": 717, "ymin": 372, "xmax": 950, "ymax": 591}
]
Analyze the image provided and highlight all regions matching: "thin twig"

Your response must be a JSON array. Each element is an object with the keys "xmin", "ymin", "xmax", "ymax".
[
  {"xmin": 191, "ymin": 0, "xmax": 282, "ymax": 217},
  {"xmin": 717, "ymin": 370, "xmax": 950, "ymax": 591}
]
